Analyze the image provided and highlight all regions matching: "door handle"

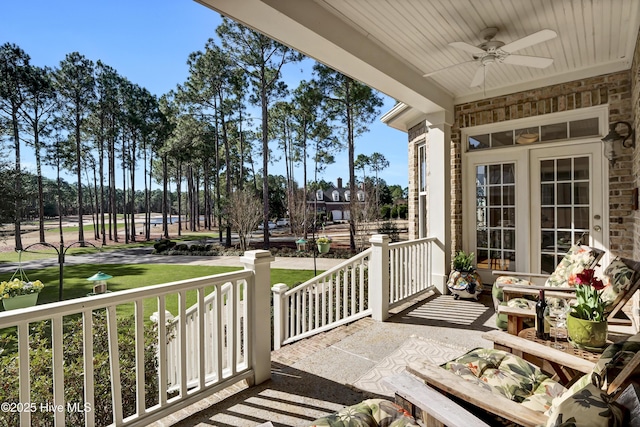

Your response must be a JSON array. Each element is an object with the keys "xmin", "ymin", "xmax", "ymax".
[{"xmin": 594, "ymin": 225, "xmax": 602, "ymax": 232}]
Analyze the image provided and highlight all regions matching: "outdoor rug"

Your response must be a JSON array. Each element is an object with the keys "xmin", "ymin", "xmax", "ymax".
[{"xmin": 352, "ymin": 336, "xmax": 469, "ymax": 397}]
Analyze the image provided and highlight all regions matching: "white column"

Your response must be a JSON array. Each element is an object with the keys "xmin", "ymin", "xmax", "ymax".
[
  {"xmin": 369, "ymin": 234, "xmax": 390, "ymax": 321},
  {"xmin": 426, "ymin": 112, "xmax": 452, "ymax": 294},
  {"xmin": 271, "ymin": 283, "xmax": 289, "ymax": 350},
  {"xmin": 241, "ymin": 249, "xmax": 274, "ymax": 385}
]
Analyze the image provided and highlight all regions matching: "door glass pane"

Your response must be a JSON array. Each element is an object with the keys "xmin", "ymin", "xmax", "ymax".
[
  {"xmin": 540, "ymin": 160, "xmax": 555, "ymax": 181},
  {"xmin": 557, "ymin": 159, "xmax": 572, "ymax": 180},
  {"xmin": 541, "ymin": 184, "xmax": 555, "ymax": 204},
  {"xmin": 489, "ymin": 165, "xmax": 502, "ymax": 184},
  {"xmin": 557, "ymin": 183, "xmax": 571, "ymax": 204},
  {"xmin": 539, "ymin": 156, "xmax": 591, "ymax": 273},
  {"xmin": 475, "ymin": 162, "xmax": 516, "ymax": 272},
  {"xmin": 574, "ymin": 182, "xmax": 589, "ymax": 204},
  {"xmin": 503, "ymin": 164, "xmax": 515, "ymax": 183},
  {"xmin": 574, "ymin": 157, "xmax": 589, "ymax": 179}
]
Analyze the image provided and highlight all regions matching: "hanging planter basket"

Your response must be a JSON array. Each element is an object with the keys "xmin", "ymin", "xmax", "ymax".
[{"xmin": 1, "ymin": 251, "xmax": 44, "ymax": 311}]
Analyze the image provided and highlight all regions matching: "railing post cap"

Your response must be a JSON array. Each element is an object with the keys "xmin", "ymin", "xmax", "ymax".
[
  {"xmin": 240, "ymin": 250, "xmax": 274, "ymax": 265},
  {"xmin": 369, "ymin": 234, "xmax": 391, "ymax": 244},
  {"xmin": 271, "ymin": 283, "xmax": 289, "ymax": 293}
]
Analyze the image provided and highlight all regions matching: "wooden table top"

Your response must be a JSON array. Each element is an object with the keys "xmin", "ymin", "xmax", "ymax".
[{"xmin": 518, "ymin": 328, "xmax": 602, "ymax": 363}]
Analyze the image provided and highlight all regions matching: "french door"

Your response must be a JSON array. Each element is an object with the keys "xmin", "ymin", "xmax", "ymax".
[
  {"xmin": 530, "ymin": 142, "xmax": 605, "ymax": 273},
  {"xmin": 464, "ymin": 142, "xmax": 606, "ymax": 282}
]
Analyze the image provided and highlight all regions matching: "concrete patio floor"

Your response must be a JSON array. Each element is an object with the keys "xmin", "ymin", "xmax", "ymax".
[{"xmin": 151, "ymin": 290, "xmax": 497, "ymax": 427}]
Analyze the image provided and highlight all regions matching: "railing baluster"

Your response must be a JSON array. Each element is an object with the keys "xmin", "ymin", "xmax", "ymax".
[
  {"xmin": 229, "ymin": 282, "xmax": 237, "ymax": 376},
  {"xmin": 134, "ymin": 299, "xmax": 146, "ymax": 416},
  {"xmin": 52, "ymin": 316, "xmax": 65, "ymax": 426},
  {"xmin": 215, "ymin": 283, "xmax": 223, "ymax": 382},
  {"xmin": 157, "ymin": 297, "xmax": 168, "ymax": 405},
  {"xmin": 177, "ymin": 291, "xmax": 187, "ymax": 397},
  {"xmin": 107, "ymin": 305, "xmax": 123, "ymax": 425},
  {"xmin": 197, "ymin": 287, "xmax": 206, "ymax": 389},
  {"xmin": 83, "ymin": 310, "xmax": 95, "ymax": 427},
  {"xmin": 18, "ymin": 322, "xmax": 30, "ymax": 427},
  {"xmin": 302, "ymin": 287, "xmax": 307, "ymax": 333}
]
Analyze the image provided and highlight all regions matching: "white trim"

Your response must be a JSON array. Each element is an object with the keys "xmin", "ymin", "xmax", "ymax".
[{"xmin": 462, "ymin": 107, "xmax": 610, "ymax": 280}]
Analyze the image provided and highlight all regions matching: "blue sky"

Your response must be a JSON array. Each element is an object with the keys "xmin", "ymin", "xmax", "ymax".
[{"xmin": 3, "ymin": 0, "xmax": 407, "ymax": 188}]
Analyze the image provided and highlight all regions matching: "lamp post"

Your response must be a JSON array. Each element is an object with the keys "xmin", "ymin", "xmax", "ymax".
[{"xmin": 22, "ymin": 241, "xmax": 99, "ymax": 301}]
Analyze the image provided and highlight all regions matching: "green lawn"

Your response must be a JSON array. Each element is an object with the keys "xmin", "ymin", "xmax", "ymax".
[{"xmin": 0, "ymin": 263, "xmax": 317, "ymax": 320}]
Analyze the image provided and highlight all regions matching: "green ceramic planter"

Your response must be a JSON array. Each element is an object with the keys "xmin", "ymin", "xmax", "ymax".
[
  {"xmin": 566, "ymin": 312, "xmax": 607, "ymax": 349},
  {"xmin": 2, "ymin": 293, "xmax": 39, "ymax": 311},
  {"xmin": 317, "ymin": 242, "xmax": 330, "ymax": 254}
]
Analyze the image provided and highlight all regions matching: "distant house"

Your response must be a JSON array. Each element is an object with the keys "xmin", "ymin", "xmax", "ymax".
[{"xmin": 310, "ymin": 178, "xmax": 366, "ymax": 222}]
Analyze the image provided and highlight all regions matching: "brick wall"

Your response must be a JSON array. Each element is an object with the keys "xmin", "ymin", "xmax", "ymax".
[
  {"xmin": 452, "ymin": 71, "xmax": 634, "ymax": 258},
  {"xmin": 632, "ymin": 31, "xmax": 640, "ymax": 261}
]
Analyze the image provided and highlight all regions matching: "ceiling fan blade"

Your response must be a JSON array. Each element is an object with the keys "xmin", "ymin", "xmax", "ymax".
[
  {"xmin": 470, "ymin": 65, "xmax": 487, "ymax": 87},
  {"xmin": 501, "ymin": 29, "xmax": 557, "ymax": 53},
  {"xmin": 423, "ymin": 60, "xmax": 476, "ymax": 77},
  {"xmin": 449, "ymin": 41, "xmax": 485, "ymax": 55},
  {"xmin": 502, "ymin": 54, "xmax": 554, "ymax": 68}
]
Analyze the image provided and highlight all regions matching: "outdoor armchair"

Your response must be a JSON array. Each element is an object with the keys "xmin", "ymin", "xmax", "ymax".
[
  {"xmin": 498, "ymin": 257, "xmax": 640, "ymax": 335},
  {"xmin": 491, "ymin": 243, "xmax": 605, "ymax": 332}
]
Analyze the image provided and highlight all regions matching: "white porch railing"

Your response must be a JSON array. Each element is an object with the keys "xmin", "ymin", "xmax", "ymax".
[
  {"xmin": 389, "ymin": 237, "xmax": 436, "ymax": 309},
  {"xmin": 160, "ymin": 280, "xmax": 244, "ymax": 392},
  {"xmin": 272, "ymin": 248, "xmax": 372, "ymax": 349},
  {"xmin": 0, "ymin": 250, "xmax": 273, "ymax": 427},
  {"xmin": 272, "ymin": 235, "xmax": 439, "ymax": 349}
]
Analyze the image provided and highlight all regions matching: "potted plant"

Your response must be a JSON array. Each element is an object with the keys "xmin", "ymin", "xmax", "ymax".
[
  {"xmin": 316, "ymin": 236, "xmax": 332, "ymax": 254},
  {"xmin": 0, "ymin": 277, "xmax": 44, "ymax": 310},
  {"xmin": 447, "ymin": 251, "xmax": 483, "ymax": 300},
  {"xmin": 452, "ymin": 251, "xmax": 475, "ymax": 272},
  {"xmin": 566, "ymin": 268, "xmax": 608, "ymax": 349}
]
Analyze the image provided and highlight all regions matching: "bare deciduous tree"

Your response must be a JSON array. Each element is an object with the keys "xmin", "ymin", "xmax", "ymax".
[{"xmin": 226, "ymin": 188, "xmax": 262, "ymax": 251}]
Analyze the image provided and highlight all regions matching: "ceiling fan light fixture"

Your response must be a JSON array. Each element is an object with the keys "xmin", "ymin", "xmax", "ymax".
[
  {"xmin": 424, "ymin": 27, "xmax": 558, "ymax": 87},
  {"xmin": 516, "ymin": 133, "xmax": 539, "ymax": 144}
]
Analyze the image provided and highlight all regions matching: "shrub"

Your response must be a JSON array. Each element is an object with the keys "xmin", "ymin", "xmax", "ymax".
[
  {"xmin": 0, "ymin": 312, "xmax": 160, "ymax": 427},
  {"xmin": 152, "ymin": 239, "xmax": 176, "ymax": 254}
]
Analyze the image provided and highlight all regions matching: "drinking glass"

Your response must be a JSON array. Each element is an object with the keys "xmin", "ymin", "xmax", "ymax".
[{"xmin": 544, "ymin": 299, "xmax": 569, "ymax": 349}]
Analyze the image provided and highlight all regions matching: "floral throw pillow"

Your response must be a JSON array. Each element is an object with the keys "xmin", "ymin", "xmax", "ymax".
[
  {"xmin": 545, "ymin": 383, "xmax": 627, "ymax": 427},
  {"xmin": 600, "ymin": 259, "xmax": 636, "ymax": 310},
  {"xmin": 545, "ymin": 245, "xmax": 596, "ymax": 288},
  {"xmin": 308, "ymin": 399, "xmax": 419, "ymax": 427}
]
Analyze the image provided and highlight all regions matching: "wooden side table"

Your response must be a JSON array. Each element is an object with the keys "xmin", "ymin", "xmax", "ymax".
[{"xmin": 517, "ymin": 328, "xmax": 602, "ymax": 363}]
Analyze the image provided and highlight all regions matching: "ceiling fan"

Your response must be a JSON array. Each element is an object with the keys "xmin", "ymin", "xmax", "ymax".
[{"xmin": 424, "ymin": 27, "xmax": 557, "ymax": 87}]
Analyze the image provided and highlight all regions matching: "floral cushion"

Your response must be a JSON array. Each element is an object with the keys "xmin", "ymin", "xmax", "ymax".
[
  {"xmin": 442, "ymin": 348, "xmax": 565, "ymax": 413},
  {"xmin": 600, "ymin": 258, "xmax": 636, "ymax": 310},
  {"xmin": 545, "ymin": 383, "xmax": 627, "ymax": 427},
  {"xmin": 592, "ymin": 333, "xmax": 640, "ymax": 383},
  {"xmin": 544, "ymin": 244, "xmax": 597, "ymax": 288},
  {"xmin": 493, "ymin": 245, "xmax": 598, "ymax": 329},
  {"xmin": 307, "ymin": 399, "xmax": 419, "ymax": 427},
  {"xmin": 492, "ymin": 276, "xmax": 533, "ymax": 303},
  {"xmin": 545, "ymin": 332, "xmax": 640, "ymax": 425}
]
